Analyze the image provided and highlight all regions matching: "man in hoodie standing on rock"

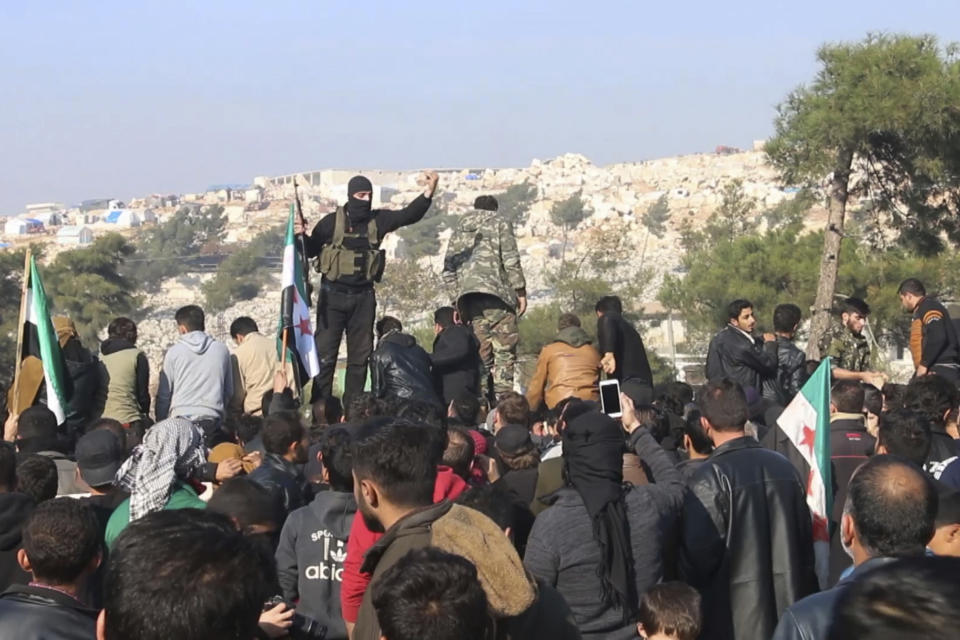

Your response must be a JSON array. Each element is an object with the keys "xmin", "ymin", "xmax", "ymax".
[
  {"xmin": 443, "ymin": 195, "xmax": 527, "ymax": 401},
  {"xmin": 297, "ymin": 172, "xmax": 440, "ymax": 402},
  {"xmin": 156, "ymin": 305, "xmax": 233, "ymax": 444},
  {"xmin": 527, "ymin": 313, "xmax": 601, "ymax": 411}
]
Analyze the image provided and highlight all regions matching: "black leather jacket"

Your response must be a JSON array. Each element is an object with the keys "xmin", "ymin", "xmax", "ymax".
[
  {"xmin": 680, "ymin": 437, "xmax": 819, "ymax": 640},
  {"xmin": 371, "ymin": 332, "xmax": 441, "ymax": 406},
  {"xmin": 705, "ymin": 326, "xmax": 779, "ymax": 393},
  {"xmin": 763, "ymin": 337, "xmax": 807, "ymax": 406},
  {"xmin": 248, "ymin": 453, "xmax": 308, "ymax": 515},
  {"xmin": 0, "ymin": 583, "xmax": 98, "ymax": 640}
]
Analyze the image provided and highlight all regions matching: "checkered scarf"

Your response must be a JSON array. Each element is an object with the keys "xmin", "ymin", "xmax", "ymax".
[{"xmin": 115, "ymin": 417, "xmax": 207, "ymax": 521}]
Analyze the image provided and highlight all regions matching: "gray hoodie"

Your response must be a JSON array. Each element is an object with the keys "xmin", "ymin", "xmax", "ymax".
[{"xmin": 155, "ymin": 331, "xmax": 233, "ymax": 421}]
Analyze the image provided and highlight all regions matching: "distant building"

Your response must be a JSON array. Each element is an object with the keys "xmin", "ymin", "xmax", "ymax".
[
  {"xmin": 25, "ymin": 202, "xmax": 65, "ymax": 216},
  {"xmin": 4, "ymin": 218, "xmax": 44, "ymax": 236},
  {"xmin": 80, "ymin": 198, "xmax": 112, "ymax": 212},
  {"xmin": 27, "ymin": 211, "xmax": 63, "ymax": 227},
  {"xmin": 103, "ymin": 209, "xmax": 141, "ymax": 228},
  {"xmin": 57, "ymin": 226, "xmax": 94, "ymax": 246}
]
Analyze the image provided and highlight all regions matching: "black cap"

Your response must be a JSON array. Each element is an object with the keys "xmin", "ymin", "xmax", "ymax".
[
  {"xmin": 495, "ymin": 424, "xmax": 533, "ymax": 456},
  {"xmin": 75, "ymin": 430, "xmax": 124, "ymax": 489}
]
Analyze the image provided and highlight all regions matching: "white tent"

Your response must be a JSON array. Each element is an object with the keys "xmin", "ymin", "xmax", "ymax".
[
  {"xmin": 57, "ymin": 226, "xmax": 94, "ymax": 246},
  {"xmin": 4, "ymin": 218, "xmax": 27, "ymax": 236}
]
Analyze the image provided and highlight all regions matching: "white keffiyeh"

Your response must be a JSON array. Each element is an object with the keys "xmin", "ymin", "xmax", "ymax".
[{"xmin": 114, "ymin": 417, "xmax": 207, "ymax": 521}]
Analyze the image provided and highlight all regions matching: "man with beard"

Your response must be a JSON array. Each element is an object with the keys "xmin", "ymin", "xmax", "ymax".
[
  {"xmin": 820, "ymin": 298, "xmax": 886, "ymax": 388},
  {"xmin": 705, "ymin": 300, "xmax": 778, "ymax": 395},
  {"xmin": 297, "ymin": 172, "xmax": 440, "ymax": 401},
  {"xmin": 248, "ymin": 414, "xmax": 310, "ymax": 515}
]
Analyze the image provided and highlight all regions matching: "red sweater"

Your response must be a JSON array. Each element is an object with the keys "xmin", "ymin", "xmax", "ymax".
[{"xmin": 341, "ymin": 466, "xmax": 468, "ymax": 623}]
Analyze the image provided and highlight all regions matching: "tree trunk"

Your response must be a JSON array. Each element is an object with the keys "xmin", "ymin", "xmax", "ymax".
[{"xmin": 806, "ymin": 148, "xmax": 854, "ymax": 360}]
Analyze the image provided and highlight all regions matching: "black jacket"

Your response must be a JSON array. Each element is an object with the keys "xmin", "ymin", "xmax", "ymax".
[
  {"xmin": 431, "ymin": 325, "xmax": 481, "ymax": 404},
  {"xmin": 680, "ymin": 437, "xmax": 819, "ymax": 640},
  {"xmin": 597, "ymin": 312, "xmax": 652, "ymax": 384},
  {"xmin": 771, "ymin": 557, "xmax": 901, "ymax": 640},
  {"xmin": 763, "ymin": 337, "xmax": 807, "ymax": 405},
  {"xmin": 827, "ymin": 415, "xmax": 875, "ymax": 585},
  {"xmin": 248, "ymin": 453, "xmax": 309, "ymax": 516},
  {"xmin": 706, "ymin": 326, "xmax": 778, "ymax": 393},
  {"xmin": 61, "ymin": 338, "xmax": 102, "ymax": 443},
  {"xmin": 0, "ymin": 492, "xmax": 33, "ymax": 592},
  {"xmin": 0, "ymin": 583, "xmax": 98, "ymax": 640},
  {"xmin": 371, "ymin": 332, "xmax": 441, "ymax": 406},
  {"xmin": 926, "ymin": 426, "xmax": 960, "ymax": 479}
]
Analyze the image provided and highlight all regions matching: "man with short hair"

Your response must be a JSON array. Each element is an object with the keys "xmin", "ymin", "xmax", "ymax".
[
  {"xmin": 372, "ymin": 547, "xmax": 492, "ymax": 640},
  {"xmin": 929, "ymin": 488, "xmax": 960, "ymax": 557},
  {"xmin": 0, "ymin": 498, "xmax": 101, "ymax": 639},
  {"xmin": 248, "ymin": 414, "xmax": 310, "ymax": 514},
  {"xmin": 443, "ymin": 426, "xmax": 476, "ymax": 482},
  {"xmin": 527, "ymin": 312, "xmax": 601, "ymax": 411},
  {"xmin": 98, "ymin": 509, "xmax": 276, "ymax": 640},
  {"xmin": 493, "ymin": 391, "xmax": 530, "ymax": 433},
  {"xmin": 16, "ymin": 455, "xmax": 59, "ymax": 505},
  {"xmin": 275, "ymin": 427, "xmax": 356, "ymax": 640},
  {"xmin": 229, "ymin": 316, "xmax": 295, "ymax": 417},
  {"xmin": 772, "ymin": 455, "xmax": 936, "ymax": 640},
  {"xmin": 596, "ymin": 296, "xmax": 654, "ymax": 405},
  {"xmin": 98, "ymin": 317, "xmax": 150, "ymax": 430},
  {"xmin": 898, "ymin": 278, "xmax": 960, "ymax": 381},
  {"xmin": 680, "ymin": 379, "xmax": 817, "ymax": 640},
  {"xmin": 371, "ymin": 316, "xmax": 441, "ymax": 407},
  {"xmin": 767, "ymin": 303, "xmax": 807, "ymax": 405},
  {"xmin": 0, "ymin": 441, "xmax": 32, "ymax": 591},
  {"xmin": 705, "ymin": 300, "xmax": 778, "ymax": 395},
  {"xmin": 156, "ymin": 305, "xmax": 233, "ymax": 441},
  {"xmin": 431, "ymin": 306, "xmax": 481, "ymax": 407},
  {"xmin": 676, "ymin": 407, "xmax": 713, "ymax": 481},
  {"xmin": 819, "ymin": 298, "xmax": 886, "ymax": 388},
  {"xmin": 298, "ymin": 172, "xmax": 439, "ymax": 401},
  {"xmin": 444, "ymin": 194, "xmax": 527, "ymax": 399},
  {"xmin": 875, "ymin": 409, "xmax": 932, "ymax": 468},
  {"xmin": 14, "ymin": 405, "xmax": 84, "ymax": 496},
  {"xmin": 901, "ymin": 375, "xmax": 960, "ymax": 476},
  {"xmin": 636, "ymin": 582, "xmax": 702, "ymax": 640}
]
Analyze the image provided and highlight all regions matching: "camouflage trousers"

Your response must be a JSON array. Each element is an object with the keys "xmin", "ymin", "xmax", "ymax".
[{"xmin": 461, "ymin": 294, "xmax": 518, "ymax": 398}]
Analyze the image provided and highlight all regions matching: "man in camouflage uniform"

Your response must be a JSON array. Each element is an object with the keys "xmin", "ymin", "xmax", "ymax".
[
  {"xmin": 819, "ymin": 297, "xmax": 887, "ymax": 388},
  {"xmin": 442, "ymin": 195, "xmax": 526, "ymax": 400}
]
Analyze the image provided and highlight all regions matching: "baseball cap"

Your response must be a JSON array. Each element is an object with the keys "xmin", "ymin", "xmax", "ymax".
[
  {"xmin": 495, "ymin": 424, "xmax": 533, "ymax": 456},
  {"xmin": 75, "ymin": 430, "xmax": 125, "ymax": 489}
]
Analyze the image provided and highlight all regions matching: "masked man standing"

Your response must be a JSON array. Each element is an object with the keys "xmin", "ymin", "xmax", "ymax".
[{"xmin": 297, "ymin": 171, "xmax": 439, "ymax": 401}]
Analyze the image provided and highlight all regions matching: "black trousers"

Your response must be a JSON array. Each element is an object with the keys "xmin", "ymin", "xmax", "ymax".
[{"xmin": 313, "ymin": 284, "xmax": 376, "ymax": 401}]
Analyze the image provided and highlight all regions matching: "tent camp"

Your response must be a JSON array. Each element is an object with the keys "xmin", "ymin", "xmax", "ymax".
[
  {"xmin": 58, "ymin": 226, "xmax": 94, "ymax": 246},
  {"xmin": 104, "ymin": 209, "xmax": 141, "ymax": 227}
]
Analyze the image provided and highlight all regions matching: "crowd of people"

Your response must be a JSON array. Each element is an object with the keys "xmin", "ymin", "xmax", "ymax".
[{"xmin": 2, "ymin": 174, "xmax": 960, "ymax": 640}]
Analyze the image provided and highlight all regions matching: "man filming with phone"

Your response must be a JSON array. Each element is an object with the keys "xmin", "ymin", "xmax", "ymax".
[{"xmin": 595, "ymin": 296, "xmax": 654, "ymax": 406}]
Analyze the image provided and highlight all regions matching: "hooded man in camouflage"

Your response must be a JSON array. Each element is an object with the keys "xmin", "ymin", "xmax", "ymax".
[{"xmin": 443, "ymin": 195, "xmax": 526, "ymax": 399}]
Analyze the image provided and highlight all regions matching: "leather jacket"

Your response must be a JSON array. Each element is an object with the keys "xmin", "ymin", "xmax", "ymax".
[
  {"xmin": 763, "ymin": 337, "xmax": 807, "ymax": 405},
  {"xmin": 371, "ymin": 332, "xmax": 441, "ymax": 406},
  {"xmin": 0, "ymin": 583, "xmax": 98, "ymax": 640},
  {"xmin": 680, "ymin": 437, "xmax": 819, "ymax": 640},
  {"xmin": 248, "ymin": 452, "xmax": 308, "ymax": 515},
  {"xmin": 525, "ymin": 326, "xmax": 601, "ymax": 410},
  {"xmin": 706, "ymin": 326, "xmax": 778, "ymax": 393}
]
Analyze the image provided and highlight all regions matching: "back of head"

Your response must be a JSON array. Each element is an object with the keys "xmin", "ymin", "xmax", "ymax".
[
  {"xmin": 229, "ymin": 316, "xmax": 258, "ymax": 340},
  {"xmin": 898, "ymin": 278, "xmax": 926, "ymax": 297},
  {"xmin": 312, "ymin": 396, "xmax": 343, "ymax": 428},
  {"xmin": 234, "ymin": 414, "xmax": 263, "ymax": 446},
  {"xmin": 89, "ymin": 418, "xmax": 129, "ymax": 453},
  {"xmin": 863, "ymin": 385, "xmax": 883, "ymax": 417},
  {"xmin": 698, "ymin": 378, "xmax": 748, "ymax": 432},
  {"xmin": 841, "ymin": 297, "xmax": 870, "ymax": 317},
  {"xmin": 878, "ymin": 410, "xmax": 932, "ymax": 467},
  {"xmin": 848, "ymin": 455, "xmax": 936, "ymax": 558},
  {"xmin": 22, "ymin": 498, "xmax": 101, "ymax": 586},
  {"xmin": 261, "ymin": 414, "xmax": 304, "ymax": 456},
  {"xmin": 451, "ymin": 392, "xmax": 481, "ymax": 426},
  {"xmin": 595, "ymin": 296, "xmax": 623, "ymax": 315},
  {"xmin": 828, "ymin": 556, "xmax": 960, "ymax": 640},
  {"xmin": 456, "ymin": 484, "xmax": 535, "ymax": 555},
  {"xmin": 903, "ymin": 374, "xmax": 958, "ymax": 429},
  {"xmin": 174, "ymin": 305, "xmax": 205, "ymax": 332},
  {"xmin": 320, "ymin": 427, "xmax": 354, "ymax": 492},
  {"xmin": 16, "ymin": 455, "xmax": 59, "ymax": 504},
  {"xmin": 16, "ymin": 405, "xmax": 59, "ymax": 454},
  {"xmin": 376, "ymin": 316, "xmax": 403, "ymax": 338},
  {"xmin": 658, "ymin": 382, "xmax": 694, "ymax": 418},
  {"xmin": 434, "ymin": 306, "xmax": 456, "ymax": 329},
  {"xmin": 557, "ymin": 312, "xmax": 581, "ymax": 331},
  {"xmin": 496, "ymin": 392, "xmax": 530, "ymax": 427},
  {"xmin": 936, "ymin": 488, "xmax": 960, "ymax": 528},
  {"xmin": 107, "ymin": 317, "xmax": 138, "ymax": 343},
  {"xmin": 351, "ymin": 420, "xmax": 439, "ymax": 509},
  {"xmin": 0, "ymin": 441, "xmax": 16, "ymax": 491},
  {"xmin": 832, "ymin": 380, "xmax": 866, "ymax": 414},
  {"xmin": 345, "ymin": 392, "xmax": 388, "ymax": 423},
  {"xmin": 726, "ymin": 299, "xmax": 753, "ymax": 322},
  {"xmin": 372, "ymin": 547, "xmax": 490, "ymax": 640},
  {"xmin": 104, "ymin": 509, "xmax": 275, "ymax": 640},
  {"xmin": 637, "ymin": 581, "xmax": 702, "ymax": 640},
  {"xmin": 396, "ymin": 400, "xmax": 446, "ymax": 430},
  {"xmin": 474, "ymin": 195, "xmax": 499, "ymax": 211},
  {"xmin": 206, "ymin": 477, "xmax": 284, "ymax": 534},
  {"xmin": 773, "ymin": 303, "xmax": 802, "ymax": 334},
  {"xmin": 443, "ymin": 427, "xmax": 475, "ymax": 481},
  {"xmin": 683, "ymin": 408, "xmax": 714, "ymax": 455}
]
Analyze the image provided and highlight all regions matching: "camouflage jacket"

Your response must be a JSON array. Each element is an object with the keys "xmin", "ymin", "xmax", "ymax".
[
  {"xmin": 442, "ymin": 209, "xmax": 526, "ymax": 308},
  {"xmin": 820, "ymin": 323, "xmax": 871, "ymax": 372}
]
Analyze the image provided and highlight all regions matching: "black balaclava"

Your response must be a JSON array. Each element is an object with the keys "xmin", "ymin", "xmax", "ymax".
[
  {"xmin": 347, "ymin": 175, "xmax": 374, "ymax": 224},
  {"xmin": 562, "ymin": 408, "xmax": 638, "ymax": 620}
]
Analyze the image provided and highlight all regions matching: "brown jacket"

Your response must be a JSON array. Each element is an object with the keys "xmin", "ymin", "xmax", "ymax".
[
  {"xmin": 354, "ymin": 502, "xmax": 581, "ymax": 640},
  {"xmin": 230, "ymin": 332, "xmax": 296, "ymax": 416},
  {"xmin": 526, "ymin": 327, "xmax": 601, "ymax": 410}
]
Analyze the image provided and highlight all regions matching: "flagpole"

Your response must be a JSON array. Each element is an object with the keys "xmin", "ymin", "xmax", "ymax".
[
  {"xmin": 10, "ymin": 249, "xmax": 31, "ymax": 417},
  {"xmin": 281, "ymin": 327, "xmax": 289, "ymax": 367}
]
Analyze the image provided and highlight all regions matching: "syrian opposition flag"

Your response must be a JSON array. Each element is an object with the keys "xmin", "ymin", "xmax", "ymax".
[
  {"xmin": 777, "ymin": 357, "xmax": 832, "ymax": 588},
  {"xmin": 21, "ymin": 255, "xmax": 69, "ymax": 424},
  {"xmin": 278, "ymin": 204, "xmax": 320, "ymax": 385}
]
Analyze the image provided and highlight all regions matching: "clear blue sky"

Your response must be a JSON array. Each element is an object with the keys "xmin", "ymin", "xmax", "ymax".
[{"xmin": 2, "ymin": 1, "xmax": 959, "ymax": 213}]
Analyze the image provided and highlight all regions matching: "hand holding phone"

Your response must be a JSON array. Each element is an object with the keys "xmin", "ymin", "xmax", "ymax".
[{"xmin": 600, "ymin": 379, "xmax": 622, "ymax": 418}]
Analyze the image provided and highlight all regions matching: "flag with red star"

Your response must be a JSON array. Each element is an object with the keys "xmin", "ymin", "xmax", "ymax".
[
  {"xmin": 278, "ymin": 204, "xmax": 320, "ymax": 385},
  {"xmin": 777, "ymin": 357, "xmax": 833, "ymax": 588}
]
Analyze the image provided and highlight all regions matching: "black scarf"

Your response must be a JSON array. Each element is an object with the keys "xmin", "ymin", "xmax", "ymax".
[
  {"xmin": 562, "ymin": 409, "xmax": 638, "ymax": 619},
  {"xmin": 347, "ymin": 175, "xmax": 373, "ymax": 224}
]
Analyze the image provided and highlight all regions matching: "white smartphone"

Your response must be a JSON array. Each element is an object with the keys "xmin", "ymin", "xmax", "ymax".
[{"xmin": 599, "ymin": 379, "xmax": 622, "ymax": 418}]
